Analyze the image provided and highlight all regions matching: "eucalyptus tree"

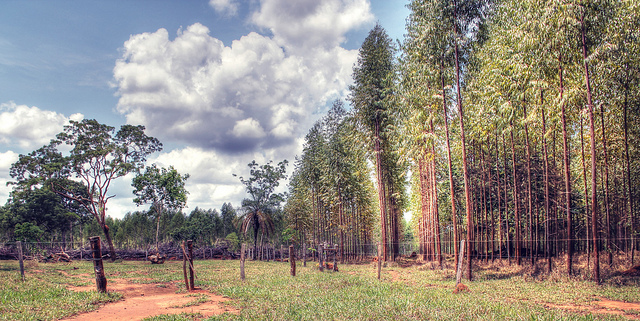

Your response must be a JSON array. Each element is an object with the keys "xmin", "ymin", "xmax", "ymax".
[
  {"xmin": 599, "ymin": 0, "xmax": 640, "ymax": 264},
  {"xmin": 10, "ymin": 119, "xmax": 162, "ymax": 260},
  {"xmin": 401, "ymin": 0, "xmax": 453, "ymax": 267},
  {"xmin": 350, "ymin": 24, "xmax": 402, "ymax": 261},
  {"xmin": 132, "ymin": 164, "xmax": 189, "ymax": 253},
  {"xmin": 235, "ymin": 160, "xmax": 288, "ymax": 260}
]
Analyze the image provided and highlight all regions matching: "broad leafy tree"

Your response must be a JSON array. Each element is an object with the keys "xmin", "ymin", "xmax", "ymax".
[
  {"xmin": 10, "ymin": 119, "xmax": 162, "ymax": 260},
  {"xmin": 132, "ymin": 164, "xmax": 189, "ymax": 253}
]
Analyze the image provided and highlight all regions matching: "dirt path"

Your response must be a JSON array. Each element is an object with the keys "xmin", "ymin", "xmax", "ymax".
[{"xmin": 63, "ymin": 277, "xmax": 238, "ymax": 320}]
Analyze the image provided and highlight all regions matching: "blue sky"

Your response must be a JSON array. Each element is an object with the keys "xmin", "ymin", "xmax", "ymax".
[{"xmin": 0, "ymin": 0, "xmax": 409, "ymax": 218}]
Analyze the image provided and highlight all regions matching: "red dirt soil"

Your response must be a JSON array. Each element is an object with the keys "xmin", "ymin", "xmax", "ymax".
[{"xmin": 63, "ymin": 278, "xmax": 238, "ymax": 321}]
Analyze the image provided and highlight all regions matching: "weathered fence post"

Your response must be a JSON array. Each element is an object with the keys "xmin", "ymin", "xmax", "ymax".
[
  {"xmin": 319, "ymin": 244, "xmax": 324, "ymax": 272},
  {"xmin": 89, "ymin": 236, "xmax": 107, "ymax": 293},
  {"xmin": 240, "ymin": 243, "xmax": 246, "ymax": 281},
  {"xmin": 182, "ymin": 241, "xmax": 189, "ymax": 291},
  {"xmin": 187, "ymin": 240, "xmax": 194, "ymax": 290},
  {"xmin": 290, "ymin": 245, "xmax": 296, "ymax": 276},
  {"xmin": 377, "ymin": 242, "xmax": 382, "ymax": 281},
  {"xmin": 17, "ymin": 241, "xmax": 24, "ymax": 281},
  {"xmin": 303, "ymin": 242, "xmax": 307, "ymax": 267},
  {"xmin": 333, "ymin": 244, "xmax": 337, "ymax": 272},
  {"xmin": 456, "ymin": 240, "xmax": 466, "ymax": 286}
]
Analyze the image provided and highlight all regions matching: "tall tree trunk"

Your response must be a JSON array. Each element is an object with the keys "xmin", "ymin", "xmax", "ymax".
[
  {"xmin": 581, "ymin": 17, "xmax": 599, "ymax": 283},
  {"xmin": 599, "ymin": 103, "xmax": 612, "ymax": 266},
  {"xmin": 559, "ymin": 56, "xmax": 573, "ymax": 275},
  {"xmin": 454, "ymin": 0, "xmax": 474, "ymax": 281},
  {"xmin": 623, "ymin": 79, "xmax": 635, "ymax": 264},
  {"xmin": 524, "ymin": 104, "xmax": 534, "ymax": 265},
  {"xmin": 102, "ymin": 224, "xmax": 117, "ymax": 262},
  {"xmin": 374, "ymin": 120, "xmax": 389, "ymax": 261},
  {"xmin": 503, "ymin": 134, "xmax": 512, "ymax": 264},
  {"xmin": 541, "ymin": 96, "xmax": 552, "ymax": 273},
  {"xmin": 441, "ymin": 61, "xmax": 459, "ymax": 268},
  {"xmin": 253, "ymin": 212, "xmax": 260, "ymax": 260},
  {"xmin": 495, "ymin": 131, "xmax": 503, "ymax": 261},
  {"xmin": 510, "ymin": 122, "xmax": 521, "ymax": 266},
  {"xmin": 431, "ymin": 120, "xmax": 442, "ymax": 268}
]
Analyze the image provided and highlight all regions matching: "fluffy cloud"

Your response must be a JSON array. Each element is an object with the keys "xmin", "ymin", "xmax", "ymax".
[
  {"xmin": 148, "ymin": 147, "xmax": 251, "ymax": 211},
  {"xmin": 252, "ymin": 0, "xmax": 374, "ymax": 51},
  {"xmin": 113, "ymin": 0, "xmax": 373, "ymax": 157},
  {"xmin": 0, "ymin": 151, "xmax": 19, "ymax": 204},
  {"xmin": 0, "ymin": 102, "xmax": 84, "ymax": 149},
  {"xmin": 209, "ymin": 0, "xmax": 239, "ymax": 16}
]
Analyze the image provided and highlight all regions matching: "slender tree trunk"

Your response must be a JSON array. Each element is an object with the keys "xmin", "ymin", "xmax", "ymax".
[
  {"xmin": 495, "ymin": 131, "xmax": 503, "ymax": 261},
  {"xmin": 453, "ymin": 0, "xmax": 473, "ymax": 281},
  {"xmin": 600, "ymin": 103, "xmax": 612, "ymax": 266},
  {"xmin": 510, "ymin": 122, "xmax": 521, "ymax": 266},
  {"xmin": 623, "ymin": 80, "xmax": 635, "ymax": 264},
  {"xmin": 253, "ymin": 212, "xmax": 260, "ymax": 260},
  {"xmin": 374, "ymin": 120, "xmax": 389, "ymax": 261},
  {"xmin": 441, "ymin": 61, "xmax": 459, "ymax": 268},
  {"xmin": 541, "ymin": 97, "xmax": 552, "ymax": 273},
  {"xmin": 581, "ymin": 17, "xmax": 599, "ymax": 283},
  {"xmin": 431, "ymin": 120, "xmax": 442, "ymax": 267},
  {"xmin": 559, "ymin": 57, "xmax": 573, "ymax": 275},
  {"xmin": 524, "ymin": 104, "xmax": 534, "ymax": 265},
  {"xmin": 102, "ymin": 224, "xmax": 117, "ymax": 262},
  {"xmin": 503, "ymin": 134, "xmax": 512, "ymax": 264}
]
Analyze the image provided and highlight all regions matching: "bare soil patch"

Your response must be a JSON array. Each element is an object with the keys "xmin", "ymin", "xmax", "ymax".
[
  {"xmin": 64, "ymin": 277, "xmax": 238, "ymax": 320},
  {"xmin": 545, "ymin": 298, "xmax": 640, "ymax": 320}
]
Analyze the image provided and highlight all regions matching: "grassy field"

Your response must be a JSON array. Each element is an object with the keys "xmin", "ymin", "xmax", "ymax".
[{"xmin": 0, "ymin": 257, "xmax": 639, "ymax": 320}]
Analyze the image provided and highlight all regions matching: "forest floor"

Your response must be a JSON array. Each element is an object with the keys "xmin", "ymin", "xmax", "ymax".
[{"xmin": 1, "ymin": 254, "xmax": 639, "ymax": 320}]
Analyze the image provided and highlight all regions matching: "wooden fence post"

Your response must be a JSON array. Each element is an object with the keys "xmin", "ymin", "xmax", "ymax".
[
  {"xmin": 182, "ymin": 241, "xmax": 189, "ymax": 291},
  {"xmin": 290, "ymin": 245, "xmax": 296, "ymax": 276},
  {"xmin": 240, "ymin": 243, "xmax": 246, "ymax": 281},
  {"xmin": 319, "ymin": 244, "xmax": 324, "ymax": 272},
  {"xmin": 377, "ymin": 242, "xmax": 382, "ymax": 281},
  {"xmin": 303, "ymin": 242, "xmax": 307, "ymax": 267},
  {"xmin": 17, "ymin": 241, "xmax": 24, "ymax": 281},
  {"xmin": 89, "ymin": 236, "xmax": 107, "ymax": 293},
  {"xmin": 187, "ymin": 240, "xmax": 194, "ymax": 290},
  {"xmin": 333, "ymin": 244, "xmax": 337, "ymax": 272},
  {"xmin": 456, "ymin": 240, "xmax": 466, "ymax": 286}
]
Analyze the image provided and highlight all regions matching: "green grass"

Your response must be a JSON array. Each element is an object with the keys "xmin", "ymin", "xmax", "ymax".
[{"xmin": 0, "ymin": 258, "xmax": 638, "ymax": 320}]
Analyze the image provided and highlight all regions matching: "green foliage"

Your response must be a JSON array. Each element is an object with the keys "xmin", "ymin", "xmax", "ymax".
[
  {"xmin": 132, "ymin": 164, "xmax": 189, "ymax": 251},
  {"xmin": 235, "ymin": 160, "xmax": 288, "ymax": 259},
  {"xmin": 13, "ymin": 222, "xmax": 44, "ymax": 242},
  {"xmin": 225, "ymin": 232, "xmax": 240, "ymax": 252},
  {"xmin": 8, "ymin": 119, "xmax": 163, "ymax": 258}
]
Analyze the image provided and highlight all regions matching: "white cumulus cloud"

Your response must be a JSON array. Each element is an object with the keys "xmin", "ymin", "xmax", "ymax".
[
  {"xmin": 0, "ymin": 101, "xmax": 84, "ymax": 149},
  {"xmin": 252, "ymin": 0, "xmax": 374, "ymax": 51},
  {"xmin": 209, "ymin": 0, "xmax": 239, "ymax": 16},
  {"xmin": 113, "ymin": 0, "xmax": 373, "ymax": 158}
]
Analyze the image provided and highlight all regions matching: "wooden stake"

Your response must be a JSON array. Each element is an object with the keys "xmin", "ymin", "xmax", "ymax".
[
  {"xmin": 377, "ymin": 242, "xmax": 382, "ymax": 280},
  {"xmin": 319, "ymin": 244, "xmax": 324, "ymax": 272},
  {"xmin": 89, "ymin": 236, "xmax": 107, "ymax": 293},
  {"xmin": 456, "ymin": 240, "xmax": 466, "ymax": 286},
  {"xmin": 290, "ymin": 245, "xmax": 296, "ymax": 276},
  {"xmin": 333, "ymin": 244, "xmax": 337, "ymax": 272},
  {"xmin": 187, "ymin": 240, "xmax": 194, "ymax": 290},
  {"xmin": 240, "ymin": 243, "xmax": 246, "ymax": 281},
  {"xmin": 303, "ymin": 242, "xmax": 307, "ymax": 267},
  {"xmin": 182, "ymin": 241, "xmax": 189, "ymax": 291},
  {"xmin": 17, "ymin": 241, "xmax": 24, "ymax": 281}
]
